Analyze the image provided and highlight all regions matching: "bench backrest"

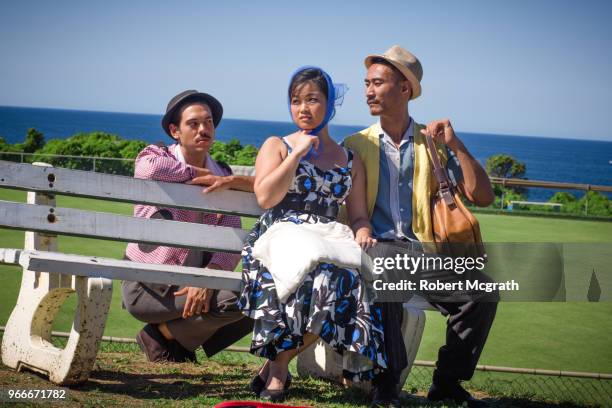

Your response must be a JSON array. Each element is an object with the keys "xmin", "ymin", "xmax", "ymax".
[{"xmin": 0, "ymin": 160, "xmax": 261, "ymax": 254}]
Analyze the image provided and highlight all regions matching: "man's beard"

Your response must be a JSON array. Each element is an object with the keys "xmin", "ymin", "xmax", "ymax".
[{"xmin": 368, "ymin": 104, "xmax": 382, "ymax": 116}]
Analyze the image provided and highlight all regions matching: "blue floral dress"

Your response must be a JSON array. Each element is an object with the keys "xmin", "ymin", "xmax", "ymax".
[{"xmin": 238, "ymin": 141, "xmax": 388, "ymax": 381}]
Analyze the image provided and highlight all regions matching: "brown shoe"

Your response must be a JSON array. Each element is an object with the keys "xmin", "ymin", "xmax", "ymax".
[{"xmin": 136, "ymin": 324, "xmax": 172, "ymax": 362}]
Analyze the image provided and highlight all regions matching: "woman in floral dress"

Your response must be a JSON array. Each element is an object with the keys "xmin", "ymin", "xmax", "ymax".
[{"xmin": 238, "ymin": 67, "xmax": 387, "ymax": 401}]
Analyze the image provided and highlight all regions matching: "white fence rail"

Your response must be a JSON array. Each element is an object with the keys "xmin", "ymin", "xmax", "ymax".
[{"xmin": 1, "ymin": 152, "xmax": 611, "ymax": 215}]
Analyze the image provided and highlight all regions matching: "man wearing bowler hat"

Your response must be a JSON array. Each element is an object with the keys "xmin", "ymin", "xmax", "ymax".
[
  {"xmin": 343, "ymin": 46, "xmax": 497, "ymax": 407},
  {"xmin": 122, "ymin": 90, "xmax": 255, "ymax": 363}
]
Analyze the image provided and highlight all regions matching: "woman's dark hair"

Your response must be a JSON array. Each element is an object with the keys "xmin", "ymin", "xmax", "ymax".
[{"xmin": 289, "ymin": 68, "xmax": 329, "ymax": 100}]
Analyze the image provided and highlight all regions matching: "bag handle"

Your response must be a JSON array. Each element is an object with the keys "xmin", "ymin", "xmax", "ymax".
[{"xmin": 423, "ymin": 130, "xmax": 457, "ymax": 208}]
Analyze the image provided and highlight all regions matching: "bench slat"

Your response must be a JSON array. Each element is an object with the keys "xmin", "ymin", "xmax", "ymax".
[
  {"xmin": 0, "ymin": 200, "xmax": 248, "ymax": 253},
  {"xmin": 1, "ymin": 248, "xmax": 242, "ymax": 292},
  {"xmin": 0, "ymin": 248, "xmax": 434, "ymax": 309},
  {"xmin": 0, "ymin": 160, "xmax": 263, "ymax": 217}
]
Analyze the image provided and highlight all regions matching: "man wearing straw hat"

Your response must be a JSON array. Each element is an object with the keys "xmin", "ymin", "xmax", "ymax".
[{"xmin": 343, "ymin": 46, "xmax": 497, "ymax": 407}]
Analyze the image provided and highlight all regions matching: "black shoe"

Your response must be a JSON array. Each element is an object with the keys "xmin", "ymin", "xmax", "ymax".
[
  {"xmin": 169, "ymin": 341, "xmax": 197, "ymax": 363},
  {"xmin": 249, "ymin": 374, "xmax": 266, "ymax": 397},
  {"xmin": 250, "ymin": 371, "xmax": 292, "ymax": 397},
  {"xmin": 260, "ymin": 388, "xmax": 287, "ymax": 403},
  {"xmin": 370, "ymin": 371, "xmax": 401, "ymax": 408},
  {"xmin": 370, "ymin": 384, "xmax": 401, "ymax": 408},
  {"xmin": 427, "ymin": 380, "xmax": 489, "ymax": 408},
  {"xmin": 136, "ymin": 324, "xmax": 172, "ymax": 362}
]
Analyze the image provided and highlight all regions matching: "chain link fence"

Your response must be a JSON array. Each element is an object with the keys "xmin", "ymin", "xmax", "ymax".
[
  {"xmin": 88, "ymin": 339, "xmax": 612, "ymax": 407},
  {"xmin": 406, "ymin": 364, "xmax": 612, "ymax": 407},
  {"xmin": 6, "ymin": 330, "xmax": 607, "ymax": 407}
]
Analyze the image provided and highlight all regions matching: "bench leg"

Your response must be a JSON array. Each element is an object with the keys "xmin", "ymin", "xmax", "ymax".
[
  {"xmin": 1, "ymin": 272, "xmax": 113, "ymax": 385},
  {"xmin": 296, "ymin": 338, "xmax": 344, "ymax": 383},
  {"xmin": 1, "ymin": 181, "xmax": 113, "ymax": 385},
  {"xmin": 296, "ymin": 305, "xmax": 426, "ymax": 392}
]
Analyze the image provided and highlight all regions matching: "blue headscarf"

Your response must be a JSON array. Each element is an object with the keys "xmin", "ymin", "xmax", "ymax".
[{"xmin": 287, "ymin": 66, "xmax": 347, "ymax": 159}]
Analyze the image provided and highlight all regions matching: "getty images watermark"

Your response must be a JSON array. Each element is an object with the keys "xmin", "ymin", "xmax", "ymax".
[
  {"xmin": 370, "ymin": 252, "xmax": 518, "ymax": 293},
  {"xmin": 361, "ymin": 242, "xmax": 611, "ymax": 302}
]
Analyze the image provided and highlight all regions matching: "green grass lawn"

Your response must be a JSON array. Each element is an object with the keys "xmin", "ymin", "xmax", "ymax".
[
  {"xmin": 1, "ymin": 188, "xmax": 611, "ymax": 376},
  {"xmin": 5, "ymin": 339, "xmax": 603, "ymax": 408}
]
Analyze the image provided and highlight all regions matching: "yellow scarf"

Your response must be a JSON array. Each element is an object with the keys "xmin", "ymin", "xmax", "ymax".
[{"xmin": 342, "ymin": 122, "xmax": 447, "ymax": 243}]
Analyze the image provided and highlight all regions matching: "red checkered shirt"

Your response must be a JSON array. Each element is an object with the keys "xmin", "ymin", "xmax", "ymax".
[{"xmin": 125, "ymin": 144, "xmax": 242, "ymax": 271}]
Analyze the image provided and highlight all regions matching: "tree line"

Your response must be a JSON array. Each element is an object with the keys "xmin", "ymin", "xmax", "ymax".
[
  {"xmin": 1, "ymin": 129, "xmax": 609, "ymax": 216},
  {"xmin": 0, "ymin": 128, "xmax": 257, "ymax": 175}
]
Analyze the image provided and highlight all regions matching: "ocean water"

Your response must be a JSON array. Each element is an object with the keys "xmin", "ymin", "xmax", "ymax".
[{"xmin": 1, "ymin": 106, "xmax": 611, "ymax": 201}]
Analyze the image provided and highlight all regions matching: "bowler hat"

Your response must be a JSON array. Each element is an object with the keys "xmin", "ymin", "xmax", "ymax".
[{"xmin": 161, "ymin": 90, "xmax": 223, "ymax": 137}]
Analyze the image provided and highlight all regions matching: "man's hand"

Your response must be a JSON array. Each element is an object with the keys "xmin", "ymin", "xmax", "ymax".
[
  {"xmin": 174, "ymin": 286, "xmax": 214, "ymax": 318},
  {"xmin": 421, "ymin": 119, "xmax": 459, "ymax": 151},
  {"xmin": 189, "ymin": 174, "xmax": 234, "ymax": 193},
  {"xmin": 422, "ymin": 119, "xmax": 495, "ymax": 206}
]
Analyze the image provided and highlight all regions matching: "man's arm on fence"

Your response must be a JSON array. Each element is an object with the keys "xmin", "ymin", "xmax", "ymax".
[
  {"xmin": 135, "ymin": 145, "xmax": 205, "ymax": 182},
  {"xmin": 190, "ymin": 174, "xmax": 255, "ymax": 193}
]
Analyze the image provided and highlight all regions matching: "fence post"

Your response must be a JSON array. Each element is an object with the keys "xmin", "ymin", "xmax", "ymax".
[
  {"xmin": 92, "ymin": 157, "xmax": 96, "ymax": 173},
  {"xmin": 585, "ymin": 187, "xmax": 590, "ymax": 216}
]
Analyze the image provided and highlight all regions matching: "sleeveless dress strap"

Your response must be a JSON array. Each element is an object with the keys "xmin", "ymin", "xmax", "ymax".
[
  {"xmin": 344, "ymin": 148, "xmax": 354, "ymax": 171},
  {"xmin": 281, "ymin": 136, "xmax": 293, "ymax": 152}
]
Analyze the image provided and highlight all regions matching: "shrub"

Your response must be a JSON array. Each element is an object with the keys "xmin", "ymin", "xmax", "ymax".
[{"xmin": 210, "ymin": 138, "xmax": 257, "ymax": 166}]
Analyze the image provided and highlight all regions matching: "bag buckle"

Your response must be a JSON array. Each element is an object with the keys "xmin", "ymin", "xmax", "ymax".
[{"xmin": 438, "ymin": 186, "xmax": 456, "ymax": 208}]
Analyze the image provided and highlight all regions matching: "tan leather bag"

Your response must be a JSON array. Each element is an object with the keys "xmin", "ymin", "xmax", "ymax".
[{"xmin": 424, "ymin": 133, "xmax": 486, "ymax": 259}]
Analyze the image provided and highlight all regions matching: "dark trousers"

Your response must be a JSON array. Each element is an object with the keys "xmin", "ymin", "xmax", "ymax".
[
  {"xmin": 122, "ymin": 281, "xmax": 253, "ymax": 356},
  {"xmin": 367, "ymin": 241, "xmax": 498, "ymax": 385}
]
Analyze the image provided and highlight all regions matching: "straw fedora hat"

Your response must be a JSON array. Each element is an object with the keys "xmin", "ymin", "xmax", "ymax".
[{"xmin": 364, "ymin": 45, "xmax": 423, "ymax": 100}]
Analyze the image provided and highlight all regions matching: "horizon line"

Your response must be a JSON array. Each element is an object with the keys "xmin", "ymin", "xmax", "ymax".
[{"xmin": 1, "ymin": 104, "xmax": 611, "ymax": 144}]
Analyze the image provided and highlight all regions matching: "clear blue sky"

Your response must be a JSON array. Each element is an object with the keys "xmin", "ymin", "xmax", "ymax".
[{"xmin": 1, "ymin": 0, "xmax": 611, "ymax": 140}]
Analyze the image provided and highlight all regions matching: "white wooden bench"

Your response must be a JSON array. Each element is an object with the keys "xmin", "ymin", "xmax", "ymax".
[{"xmin": 0, "ymin": 159, "xmax": 428, "ymax": 389}]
